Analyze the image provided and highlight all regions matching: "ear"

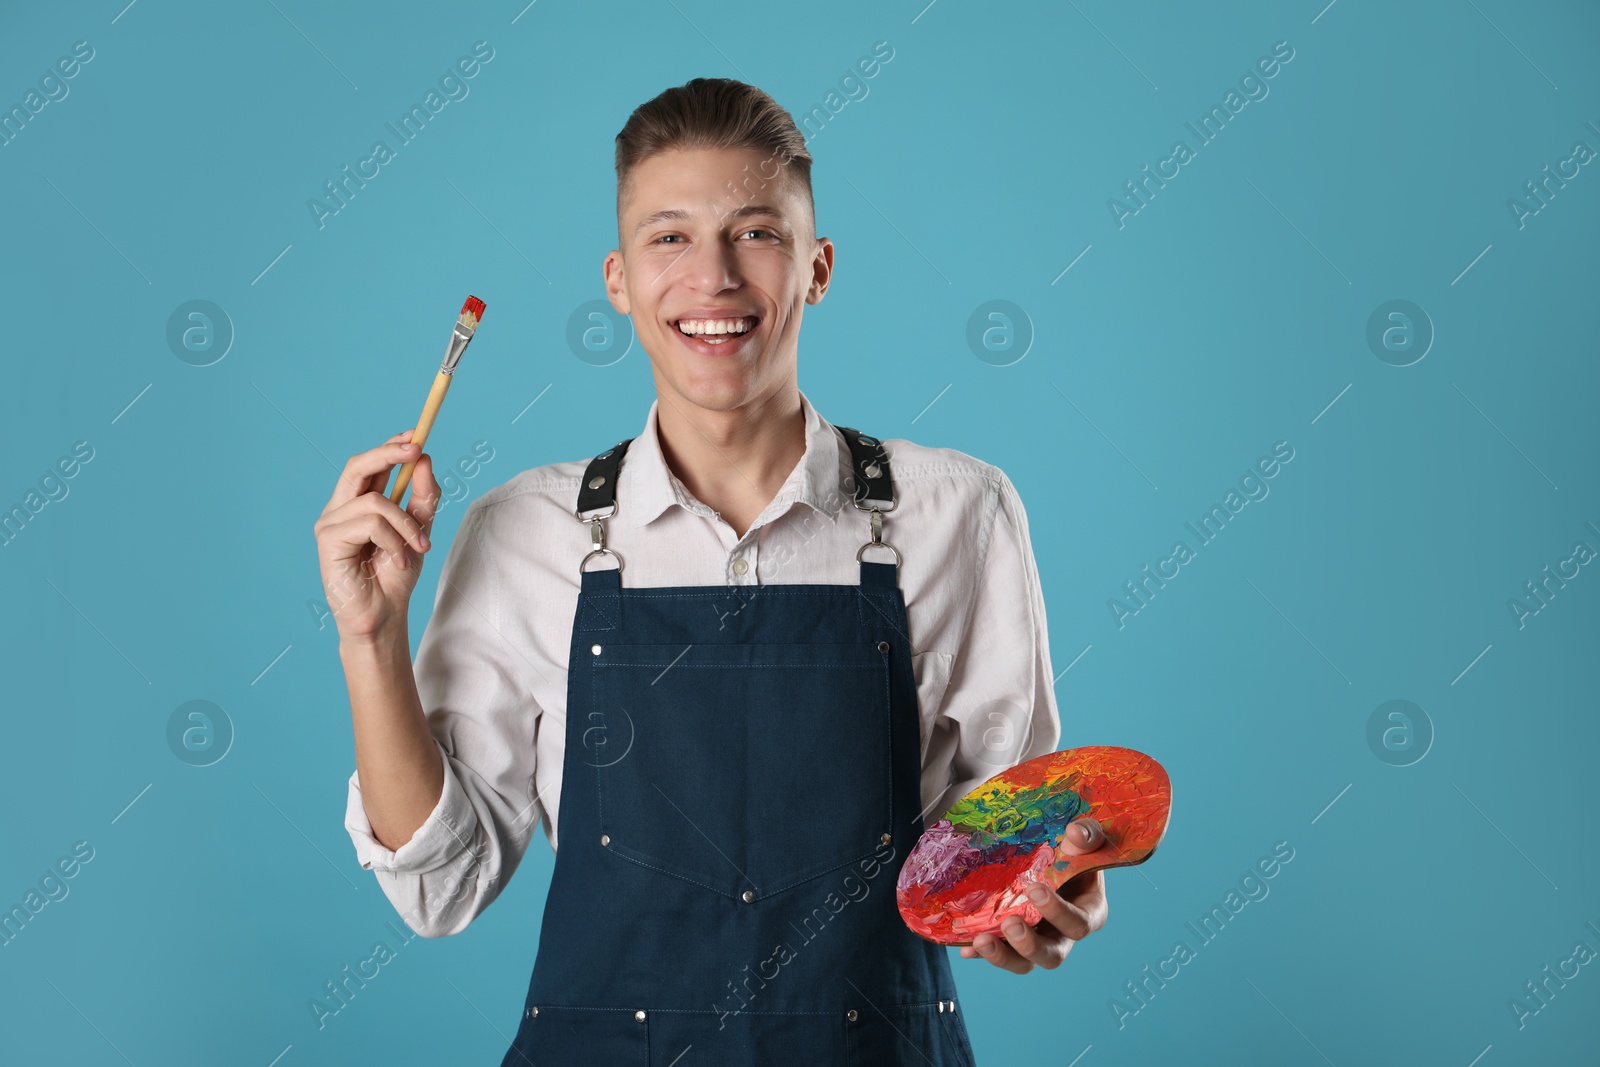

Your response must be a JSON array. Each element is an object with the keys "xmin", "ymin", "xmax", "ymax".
[
  {"xmin": 806, "ymin": 236, "xmax": 835, "ymax": 305},
  {"xmin": 603, "ymin": 248, "xmax": 630, "ymax": 315}
]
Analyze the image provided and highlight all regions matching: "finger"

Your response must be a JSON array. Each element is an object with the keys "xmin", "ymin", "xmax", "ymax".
[
  {"xmin": 319, "ymin": 514, "xmax": 413, "ymax": 572},
  {"xmin": 997, "ymin": 909, "xmax": 1067, "ymax": 970},
  {"xmin": 323, "ymin": 435, "xmax": 422, "ymax": 514},
  {"xmin": 316, "ymin": 508, "xmax": 419, "ymax": 572},
  {"xmin": 1055, "ymin": 817, "xmax": 1106, "ymax": 855},
  {"xmin": 1024, "ymin": 870, "xmax": 1106, "ymax": 942},
  {"xmin": 405, "ymin": 452, "xmax": 441, "ymax": 538},
  {"xmin": 965, "ymin": 931, "xmax": 1034, "ymax": 974},
  {"xmin": 326, "ymin": 481, "xmax": 432, "ymax": 554}
]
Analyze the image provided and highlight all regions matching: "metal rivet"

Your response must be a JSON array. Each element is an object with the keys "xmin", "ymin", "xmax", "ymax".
[
  {"xmin": 588, "ymin": 475, "xmax": 606, "ymax": 489},
  {"xmin": 938, "ymin": 1001, "xmax": 945, "ymax": 1013},
  {"xmin": 529, "ymin": 1005, "xmax": 539, "ymax": 1018},
  {"xmin": 857, "ymin": 436, "xmax": 874, "ymax": 446},
  {"xmin": 864, "ymin": 463, "xmax": 881, "ymax": 479},
  {"xmin": 880, "ymin": 832, "xmax": 892, "ymax": 845},
  {"xmin": 635, "ymin": 1009, "xmax": 647, "ymax": 1023},
  {"xmin": 592, "ymin": 644, "xmax": 602, "ymax": 655},
  {"xmin": 600, "ymin": 833, "xmax": 610, "ymax": 846},
  {"xmin": 949, "ymin": 1001, "xmax": 957, "ymax": 1014},
  {"xmin": 741, "ymin": 889, "xmax": 755, "ymax": 903},
  {"xmin": 598, "ymin": 450, "xmax": 613, "ymax": 459},
  {"xmin": 846, "ymin": 1008, "xmax": 859, "ymax": 1022},
  {"xmin": 877, "ymin": 640, "xmax": 890, "ymax": 654}
]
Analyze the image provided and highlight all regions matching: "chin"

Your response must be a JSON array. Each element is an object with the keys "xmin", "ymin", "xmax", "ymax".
[
  {"xmin": 659, "ymin": 363, "xmax": 763, "ymax": 412},
  {"xmin": 678, "ymin": 378, "xmax": 755, "ymax": 412}
]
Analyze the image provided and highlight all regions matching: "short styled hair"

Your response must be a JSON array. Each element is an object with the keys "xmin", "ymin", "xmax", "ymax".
[{"xmin": 614, "ymin": 77, "xmax": 814, "ymax": 236}]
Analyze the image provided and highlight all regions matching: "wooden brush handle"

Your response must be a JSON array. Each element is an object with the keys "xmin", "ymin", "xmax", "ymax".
[{"xmin": 388, "ymin": 370, "xmax": 452, "ymax": 504}]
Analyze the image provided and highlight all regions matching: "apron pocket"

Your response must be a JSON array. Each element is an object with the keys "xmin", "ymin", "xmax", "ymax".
[
  {"xmin": 503, "ymin": 1004, "xmax": 649, "ymax": 1066},
  {"xmin": 649, "ymin": 1007, "xmax": 847, "ymax": 1066},
  {"xmin": 846, "ymin": 1000, "xmax": 976, "ymax": 1067},
  {"xmin": 590, "ymin": 640, "xmax": 894, "ymax": 901}
]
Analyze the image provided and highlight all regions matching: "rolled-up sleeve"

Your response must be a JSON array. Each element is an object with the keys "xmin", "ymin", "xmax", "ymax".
[
  {"xmin": 342, "ymin": 495, "xmax": 544, "ymax": 938},
  {"xmin": 929, "ymin": 469, "xmax": 1062, "ymax": 816}
]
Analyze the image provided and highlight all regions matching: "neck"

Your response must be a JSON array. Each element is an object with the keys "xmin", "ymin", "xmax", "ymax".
[{"xmin": 653, "ymin": 384, "xmax": 807, "ymax": 539}]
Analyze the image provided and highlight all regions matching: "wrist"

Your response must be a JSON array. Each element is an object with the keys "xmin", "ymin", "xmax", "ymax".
[{"xmin": 339, "ymin": 624, "xmax": 411, "ymax": 663}]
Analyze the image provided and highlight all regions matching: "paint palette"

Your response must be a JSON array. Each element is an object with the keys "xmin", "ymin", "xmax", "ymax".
[{"xmin": 896, "ymin": 746, "xmax": 1171, "ymax": 946}]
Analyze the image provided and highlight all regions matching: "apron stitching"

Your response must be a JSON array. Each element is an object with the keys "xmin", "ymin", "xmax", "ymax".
[{"xmin": 600, "ymin": 845, "xmax": 741, "ymax": 897}]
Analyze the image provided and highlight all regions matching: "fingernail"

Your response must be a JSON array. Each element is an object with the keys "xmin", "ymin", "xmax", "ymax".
[
  {"xmin": 1026, "ymin": 884, "xmax": 1049, "ymax": 904},
  {"xmin": 1077, "ymin": 822, "xmax": 1095, "ymax": 845},
  {"xmin": 1003, "ymin": 921, "xmax": 1025, "ymax": 940}
]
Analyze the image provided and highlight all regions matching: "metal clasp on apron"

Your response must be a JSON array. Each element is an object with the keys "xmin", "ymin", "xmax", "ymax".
[
  {"xmin": 575, "ymin": 444, "xmax": 629, "ymax": 575},
  {"xmin": 854, "ymin": 499, "xmax": 899, "ymax": 565},
  {"xmin": 842, "ymin": 429, "xmax": 900, "ymax": 566},
  {"xmin": 577, "ymin": 505, "xmax": 623, "ymax": 574}
]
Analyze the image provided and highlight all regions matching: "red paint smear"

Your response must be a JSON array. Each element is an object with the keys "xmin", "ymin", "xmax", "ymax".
[{"xmin": 462, "ymin": 295, "xmax": 486, "ymax": 320}]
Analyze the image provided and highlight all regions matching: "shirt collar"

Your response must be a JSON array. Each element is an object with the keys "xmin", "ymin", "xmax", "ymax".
[{"xmin": 625, "ymin": 389, "xmax": 847, "ymax": 529}]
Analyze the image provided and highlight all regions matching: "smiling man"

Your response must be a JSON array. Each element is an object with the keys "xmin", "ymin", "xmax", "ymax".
[{"xmin": 321, "ymin": 77, "xmax": 1107, "ymax": 1067}]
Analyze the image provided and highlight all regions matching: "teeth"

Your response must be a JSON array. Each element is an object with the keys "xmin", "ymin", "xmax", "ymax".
[{"xmin": 676, "ymin": 317, "xmax": 755, "ymax": 337}]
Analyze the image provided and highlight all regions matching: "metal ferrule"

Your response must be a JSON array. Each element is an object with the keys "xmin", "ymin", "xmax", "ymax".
[{"xmin": 439, "ymin": 319, "xmax": 478, "ymax": 375}]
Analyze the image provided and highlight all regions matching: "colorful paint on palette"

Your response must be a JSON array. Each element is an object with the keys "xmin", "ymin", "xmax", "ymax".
[{"xmin": 896, "ymin": 745, "xmax": 1171, "ymax": 945}]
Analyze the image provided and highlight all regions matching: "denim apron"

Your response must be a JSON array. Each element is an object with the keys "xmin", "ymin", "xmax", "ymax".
[{"xmin": 500, "ymin": 426, "xmax": 975, "ymax": 1066}]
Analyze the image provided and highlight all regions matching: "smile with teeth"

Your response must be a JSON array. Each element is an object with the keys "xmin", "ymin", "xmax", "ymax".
[{"xmin": 675, "ymin": 316, "xmax": 758, "ymax": 344}]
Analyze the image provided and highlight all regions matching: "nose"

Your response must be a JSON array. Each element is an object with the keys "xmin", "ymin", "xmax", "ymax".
[{"xmin": 681, "ymin": 230, "xmax": 742, "ymax": 292}]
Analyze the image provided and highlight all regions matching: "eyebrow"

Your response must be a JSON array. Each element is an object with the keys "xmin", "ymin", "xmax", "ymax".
[{"xmin": 632, "ymin": 203, "xmax": 788, "ymax": 237}]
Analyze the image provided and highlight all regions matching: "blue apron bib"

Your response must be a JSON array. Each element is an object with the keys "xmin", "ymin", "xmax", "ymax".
[{"xmin": 499, "ymin": 426, "xmax": 975, "ymax": 1066}]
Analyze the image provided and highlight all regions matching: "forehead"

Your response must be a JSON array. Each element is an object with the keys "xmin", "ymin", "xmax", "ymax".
[{"xmin": 621, "ymin": 145, "xmax": 807, "ymax": 229}]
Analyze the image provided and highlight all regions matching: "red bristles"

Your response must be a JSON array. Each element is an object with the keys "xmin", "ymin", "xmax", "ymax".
[{"xmin": 461, "ymin": 295, "xmax": 486, "ymax": 321}]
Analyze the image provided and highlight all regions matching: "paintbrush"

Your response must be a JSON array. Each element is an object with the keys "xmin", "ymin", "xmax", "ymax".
[{"xmin": 388, "ymin": 295, "xmax": 487, "ymax": 504}]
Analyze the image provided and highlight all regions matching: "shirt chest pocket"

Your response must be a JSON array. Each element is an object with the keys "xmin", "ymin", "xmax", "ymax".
[{"xmin": 589, "ymin": 640, "xmax": 894, "ymax": 901}]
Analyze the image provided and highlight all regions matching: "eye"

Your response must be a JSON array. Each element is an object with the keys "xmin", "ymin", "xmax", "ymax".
[
  {"xmin": 653, "ymin": 234, "xmax": 684, "ymax": 244},
  {"xmin": 741, "ymin": 228, "xmax": 775, "ymax": 240}
]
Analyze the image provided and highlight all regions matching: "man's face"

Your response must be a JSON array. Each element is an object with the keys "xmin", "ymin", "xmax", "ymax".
[{"xmin": 604, "ymin": 146, "xmax": 833, "ymax": 413}]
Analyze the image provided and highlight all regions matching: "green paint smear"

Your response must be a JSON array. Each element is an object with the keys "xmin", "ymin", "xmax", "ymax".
[{"xmin": 947, "ymin": 780, "xmax": 1088, "ymax": 849}]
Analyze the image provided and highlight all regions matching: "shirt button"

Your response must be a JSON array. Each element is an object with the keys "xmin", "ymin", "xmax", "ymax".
[
  {"xmin": 741, "ymin": 890, "xmax": 755, "ymax": 903},
  {"xmin": 732, "ymin": 558, "xmax": 748, "ymax": 575}
]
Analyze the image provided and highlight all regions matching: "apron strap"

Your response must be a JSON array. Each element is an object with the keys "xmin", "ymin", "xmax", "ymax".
[
  {"xmin": 576, "ymin": 438, "xmax": 633, "ymax": 518},
  {"xmin": 835, "ymin": 426, "xmax": 900, "ymax": 570},
  {"xmin": 574, "ymin": 425, "xmax": 895, "ymax": 513},
  {"xmin": 575, "ymin": 439, "xmax": 633, "ymax": 577},
  {"xmin": 571, "ymin": 423, "xmax": 901, "ymax": 574},
  {"xmin": 832, "ymin": 425, "xmax": 895, "ymax": 508}
]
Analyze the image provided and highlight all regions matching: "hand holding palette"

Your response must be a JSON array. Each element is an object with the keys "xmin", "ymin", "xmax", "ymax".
[{"xmin": 896, "ymin": 746, "xmax": 1171, "ymax": 946}]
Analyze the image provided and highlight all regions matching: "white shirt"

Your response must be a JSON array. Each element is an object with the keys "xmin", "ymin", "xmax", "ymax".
[{"xmin": 344, "ymin": 389, "xmax": 1061, "ymax": 937}]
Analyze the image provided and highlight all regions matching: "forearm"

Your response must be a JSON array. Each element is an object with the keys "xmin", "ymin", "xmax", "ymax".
[{"xmin": 340, "ymin": 626, "xmax": 445, "ymax": 852}]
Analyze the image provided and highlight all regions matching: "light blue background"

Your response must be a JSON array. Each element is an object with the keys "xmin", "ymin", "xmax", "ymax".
[{"xmin": 2, "ymin": 0, "xmax": 1597, "ymax": 1063}]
